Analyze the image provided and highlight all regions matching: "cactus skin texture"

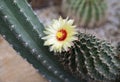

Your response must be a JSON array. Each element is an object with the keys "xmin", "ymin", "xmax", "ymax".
[
  {"xmin": 62, "ymin": 0, "xmax": 107, "ymax": 28},
  {"xmin": 0, "ymin": 0, "xmax": 84, "ymax": 82},
  {"xmin": 56, "ymin": 33, "xmax": 120, "ymax": 82},
  {"xmin": 117, "ymin": 42, "xmax": 120, "ymax": 58}
]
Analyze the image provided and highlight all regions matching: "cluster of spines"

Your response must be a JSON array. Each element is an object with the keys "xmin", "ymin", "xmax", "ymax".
[
  {"xmin": 116, "ymin": 42, "xmax": 120, "ymax": 56},
  {"xmin": 62, "ymin": 0, "xmax": 107, "ymax": 28},
  {"xmin": 56, "ymin": 33, "xmax": 120, "ymax": 81}
]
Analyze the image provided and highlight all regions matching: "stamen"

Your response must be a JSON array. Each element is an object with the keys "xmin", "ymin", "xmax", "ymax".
[{"xmin": 56, "ymin": 29, "xmax": 67, "ymax": 41}]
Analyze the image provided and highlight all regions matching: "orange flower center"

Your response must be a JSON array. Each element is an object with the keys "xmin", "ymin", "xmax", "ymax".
[{"xmin": 56, "ymin": 29, "xmax": 67, "ymax": 41}]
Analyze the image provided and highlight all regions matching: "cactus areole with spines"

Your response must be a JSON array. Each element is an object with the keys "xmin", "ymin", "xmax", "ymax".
[{"xmin": 0, "ymin": 0, "xmax": 120, "ymax": 82}]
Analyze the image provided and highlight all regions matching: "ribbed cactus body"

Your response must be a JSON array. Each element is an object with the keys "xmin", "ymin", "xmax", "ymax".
[
  {"xmin": 0, "ymin": 0, "xmax": 82, "ymax": 82},
  {"xmin": 56, "ymin": 33, "xmax": 120, "ymax": 81},
  {"xmin": 62, "ymin": 0, "xmax": 107, "ymax": 28}
]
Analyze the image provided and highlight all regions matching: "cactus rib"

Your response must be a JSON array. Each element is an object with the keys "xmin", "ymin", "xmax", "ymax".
[{"xmin": 62, "ymin": 0, "xmax": 107, "ymax": 28}]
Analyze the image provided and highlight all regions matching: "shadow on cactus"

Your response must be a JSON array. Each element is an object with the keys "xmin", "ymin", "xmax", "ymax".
[
  {"xmin": 61, "ymin": 0, "xmax": 107, "ymax": 28},
  {"xmin": 0, "ymin": 0, "xmax": 120, "ymax": 82}
]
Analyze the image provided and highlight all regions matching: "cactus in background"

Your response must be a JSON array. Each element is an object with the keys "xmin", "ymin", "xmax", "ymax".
[
  {"xmin": 0, "ymin": 0, "xmax": 82, "ymax": 82},
  {"xmin": 61, "ymin": 0, "xmax": 107, "ymax": 28},
  {"xmin": 55, "ymin": 33, "xmax": 120, "ymax": 81},
  {"xmin": 0, "ymin": 0, "xmax": 119, "ymax": 82}
]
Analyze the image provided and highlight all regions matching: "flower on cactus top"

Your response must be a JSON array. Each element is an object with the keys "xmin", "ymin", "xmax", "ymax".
[{"xmin": 42, "ymin": 17, "xmax": 78, "ymax": 53}]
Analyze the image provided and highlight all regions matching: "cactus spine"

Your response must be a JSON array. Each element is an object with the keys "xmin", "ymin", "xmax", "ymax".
[
  {"xmin": 56, "ymin": 33, "xmax": 120, "ymax": 81},
  {"xmin": 0, "ymin": 0, "xmax": 82, "ymax": 82},
  {"xmin": 62, "ymin": 0, "xmax": 107, "ymax": 28}
]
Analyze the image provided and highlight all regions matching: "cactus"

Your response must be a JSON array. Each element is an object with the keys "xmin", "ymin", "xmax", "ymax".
[
  {"xmin": 0, "ymin": 0, "xmax": 119, "ymax": 82},
  {"xmin": 0, "ymin": 0, "xmax": 83, "ymax": 82},
  {"xmin": 61, "ymin": 0, "xmax": 107, "ymax": 28},
  {"xmin": 55, "ymin": 33, "xmax": 120, "ymax": 81},
  {"xmin": 116, "ymin": 42, "xmax": 120, "ymax": 57}
]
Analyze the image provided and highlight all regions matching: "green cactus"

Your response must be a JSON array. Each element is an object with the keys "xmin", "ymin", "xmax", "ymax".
[
  {"xmin": 0, "ymin": 0, "xmax": 83, "ymax": 82},
  {"xmin": 56, "ymin": 33, "xmax": 120, "ymax": 81},
  {"xmin": 61, "ymin": 0, "xmax": 107, "ymax": 28},
  {"xmin": 0, "ymin": 0, "xmax": 119, "ymax": 82},
  {"xmin": 116, "ymin": 42, "xmax": 120, "ymax": 57}
]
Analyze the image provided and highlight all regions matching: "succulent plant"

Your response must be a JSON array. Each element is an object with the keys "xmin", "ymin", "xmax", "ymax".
[
  {"xmin": 0, "ymin": 0, "xmax": 119, "ymax": 82},
  {"xmin": 55, "ymin": 33, "xmax": 120, "ymax": 81},
  {"xmin": 61, "ymin": 0, "xmax": 107, "ymax": 28},
  {"xmin": 116, "ymin": 42, "xmax": 120, "ymax": 56},
  {"xmin": 0, "ymin": 0, "xmax": 82, "ymax": 82}
]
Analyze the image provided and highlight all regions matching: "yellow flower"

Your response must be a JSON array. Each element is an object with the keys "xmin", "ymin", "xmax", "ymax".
[{"xmin": 42, "ymin": 17, "xmax": 78, "ymax": 53}]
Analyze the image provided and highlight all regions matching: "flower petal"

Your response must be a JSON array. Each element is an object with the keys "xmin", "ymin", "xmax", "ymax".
[{"xmin": 42, "ymin": 17, "xmax": 78, "ymax": 53}]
